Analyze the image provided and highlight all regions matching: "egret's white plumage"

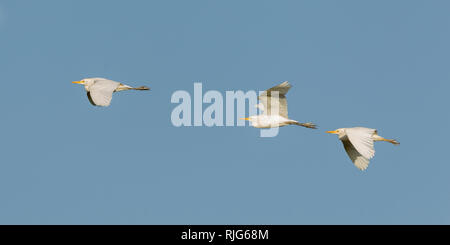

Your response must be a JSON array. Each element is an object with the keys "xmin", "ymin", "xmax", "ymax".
[
  {"xmin": 241, "ymin": 81, "xmax": 316, "ymax": 129},
  {"xmin": 327, "ymin": 127, "xmax": 399, "ymax": 171},
  {"xmin": 72, "ymin": 78, "xmax": 150, "ymax": 107}
]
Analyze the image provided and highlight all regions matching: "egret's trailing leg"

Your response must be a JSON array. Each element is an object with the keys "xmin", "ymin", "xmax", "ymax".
[
  {"xmin": 115, "ymin": 84, "xmax": 150, "ymax": 92},
  {"xmin": 133, "ymin": 86, "xmax": 151, "ymax": 91},
  {"xmin": 373, "ymin": 135, "xmax": 400, "ymax": 145},
  {"xmin": 291, "ymin": 121, "xmax": 317, "ymax": 129}
]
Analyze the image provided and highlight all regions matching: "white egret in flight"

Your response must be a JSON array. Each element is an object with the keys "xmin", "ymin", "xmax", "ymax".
[
  {"xmin": 326, "ymin": 127, "xmax": 399, "ymax": 171},
  {"xmin": 240, "ymin": 81, "xmax": 316, "ymax": 129},
  {"xmin": 72, "ymin": 77, "xmax": 150, "ymax": 107}
]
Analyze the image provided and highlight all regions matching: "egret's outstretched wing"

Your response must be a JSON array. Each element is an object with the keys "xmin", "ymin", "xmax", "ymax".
[
  {"xmin": 346, "ymin": 127, "xmax": 376, "ymax": 159},
  {"xmin": 87, "ymin": 80, "xmax": 120, "ymax": 107},
  {"xmin": 258, "ymin": 81, "xmax": 291, "ymax": 118},
  {"xmin": 342, "ymin": 139, "xmax": 370, "ymax": 170}
]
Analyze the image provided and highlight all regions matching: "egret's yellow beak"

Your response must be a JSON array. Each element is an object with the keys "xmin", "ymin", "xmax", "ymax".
[
  {"xmin": 72, "ymin": 80, "xmax": 84, "ymax": 84},
  {"xmin": 239, "ymin": 118, "xmax": 250, "ymax": 121},
  {"xmin": 326, "ymin": 130, "xmax": 338, "ymax": 134}
]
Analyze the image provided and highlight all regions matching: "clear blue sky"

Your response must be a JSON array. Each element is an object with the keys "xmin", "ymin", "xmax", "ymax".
[{"xmin": 0, "ymin": 0, "xmax": 449, "ymax": 224}]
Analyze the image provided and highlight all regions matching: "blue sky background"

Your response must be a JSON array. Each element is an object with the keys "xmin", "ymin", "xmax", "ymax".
[{"xmin": 0, "ymin": 0, "xmax": 449, "ymax": 224}]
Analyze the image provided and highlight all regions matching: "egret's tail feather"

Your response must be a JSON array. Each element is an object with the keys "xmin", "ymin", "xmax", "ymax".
[
  {"xmin": 133, "ymin": 86, "xmax": 150, "ymax": 91},
  {"xmin": 293, "ymin": 122, "xmax": 317, "ymax": 129}
]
